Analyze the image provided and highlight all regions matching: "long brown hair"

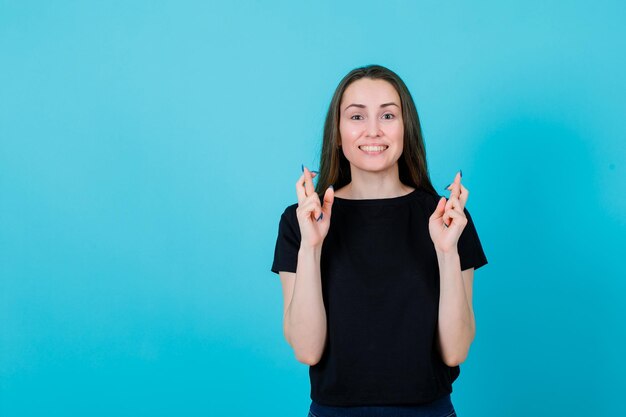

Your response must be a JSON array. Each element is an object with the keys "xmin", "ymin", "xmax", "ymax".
[{"xmin": 315, "ymin": 64, "xmax": 438, "ymax": 198}]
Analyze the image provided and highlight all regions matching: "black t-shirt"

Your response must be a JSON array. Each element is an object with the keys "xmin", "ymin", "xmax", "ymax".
[{"xmin": 271, "ymin": 187, "xmax": 488, "ymax": 406}]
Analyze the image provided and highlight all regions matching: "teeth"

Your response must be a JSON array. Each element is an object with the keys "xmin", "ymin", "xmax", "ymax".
[{"xmin": 359, "ymin": 145, "xmax": 387, "ymax": 152}]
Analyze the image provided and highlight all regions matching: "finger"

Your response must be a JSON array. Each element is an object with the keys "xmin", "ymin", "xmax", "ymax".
[
  {"xmin": 451, "ymin": 171, "xmax": 462, "ymax": 200},
  {"xmin": 443, "ymin": 191, "xmax": 461, "ymax": 227},
  {"xmin": 297, "ymin": 195, "xmax": 322, "ymax": 222},
  {"xmin": 303, "ymin": 168, "xmax": 323, "ymax": 220},
  {"xmin": 295, "ymin": 173, "xmax": 306, "ymax": 204},
  {"xmin": 444, "ymin": 207, "xmax": 468, "ymax": 230},
  {"xmin": 429, "ymin": 197, "xmax": 446, "ymax": 222},
  {"xmin": 445, "ymin": 193, "xmax": 466, "ymax": 227},
  {"xmin": 303, "ymin": 166, "xmax": 315, "ymax": 197},
  {"xmin": 321, "ymin": 185, "xmax": 334, "ymax": 220},
  {"xmin": 443, "ymin": 206, "xmax": 459, "ymax": 228},
  {"xmin": 449, "ymin": 184, "xmax": 468, "ymax": 214},
  {"xmin": 459, "ymin": 183, "xmax": 469, "ymax": 209},
  {"xmin": 304, "ymin": 192, "xmax": 323, "ymax": 222},
  {"xmin": 452, "ymin": 182, "xmax": 461, "ymax": 202},
  {"xmin": 296, "ymin": 172, "xmax": 318, "ymax": 200},
  {"xmin": 445, "ymin": 193, "xmax": 460, "ymax": 212}
]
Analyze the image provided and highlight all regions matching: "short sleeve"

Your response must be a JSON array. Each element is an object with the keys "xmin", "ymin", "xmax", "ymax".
[
  {"xmin": 270, "ymin": 204, "xmax": 301, "ymax": 274},
  {"xmin": 457, "ymin": 207, "xmax": 488, "ymax": 271}
]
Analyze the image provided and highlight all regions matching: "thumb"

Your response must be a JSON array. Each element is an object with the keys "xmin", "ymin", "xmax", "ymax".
[
  {"xmin": 322, "ymin": 185, "xmax": 334, "ymax": 217},
  {"xmin": 429, "ymin": 197, "xmax": 446, "ymax": 221}
]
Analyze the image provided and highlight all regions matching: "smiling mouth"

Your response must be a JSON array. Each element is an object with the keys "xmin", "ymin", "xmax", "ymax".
[{"xmin": 359, "ymin": 145, "xmax": 388, "ymax": 153}]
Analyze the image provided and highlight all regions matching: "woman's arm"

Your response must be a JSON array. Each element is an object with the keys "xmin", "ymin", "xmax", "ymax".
[
  {"xmin": 436, "ymin": 251, "xmax": 475, "ymax": 366},
  {"xmin": 429, "ymin": 171, "xmax": 477, "ymax": 366},
  {"xmin": 281, "ymin": 167, "xmax": 334, "ymax": 366},
  {"xmin": 281, "ymin": 246, "xmax": 327, "ymax": 366}
]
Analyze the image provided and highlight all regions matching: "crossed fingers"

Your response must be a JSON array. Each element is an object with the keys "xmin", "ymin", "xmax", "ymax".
[
  {"xmin": 295, "ymin": 166, "xmax": 322, "ymax": 221},
  {"xmin": 444, "ymin": 171, "xmax": 469, "ymax": 227},
  {"xmin": 295, "ymin": 166, "xmax": 317, "ymax": 202}
]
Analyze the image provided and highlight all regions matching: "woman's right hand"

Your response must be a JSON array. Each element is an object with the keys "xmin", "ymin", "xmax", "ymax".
[{"xmin": 295, "ymin": 166, "xmax": 334, "ymax": 249}]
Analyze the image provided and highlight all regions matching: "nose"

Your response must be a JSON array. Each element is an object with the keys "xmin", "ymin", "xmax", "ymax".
[{"xmin": 366, "ymin": 118, "xmax": 382, "ymax": 138}]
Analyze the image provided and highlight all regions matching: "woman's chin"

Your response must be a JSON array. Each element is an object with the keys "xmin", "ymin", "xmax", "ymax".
[{"xmin": 349, "ymin": 162, "xmax": 399, "ymax": 175}]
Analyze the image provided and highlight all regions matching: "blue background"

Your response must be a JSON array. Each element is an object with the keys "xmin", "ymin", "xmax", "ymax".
[{"xmin": 1, "ymin": 1, "xmax": 625, "ymax": 416}]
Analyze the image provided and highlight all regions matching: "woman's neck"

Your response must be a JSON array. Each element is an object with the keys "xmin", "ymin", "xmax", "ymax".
[{"xmin": 336, "ymin": 166, "xmax": 414, "ymax": 199}]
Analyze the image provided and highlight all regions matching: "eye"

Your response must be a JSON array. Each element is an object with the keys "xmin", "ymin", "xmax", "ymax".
[
  {"xmin": 382, "ymin": 113, "xmax": 395, "ymax": 120},
  {"xmin": 350, "ymin": 114, "xmax": 363, "ymax": 120}
]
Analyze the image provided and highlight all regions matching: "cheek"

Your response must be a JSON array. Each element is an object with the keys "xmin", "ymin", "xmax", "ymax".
[
  {"xmin": 340, "ymin": 123, "xmax": 363, "ymax": 142},
  {"xmin": 391, "ymin": 124, "xmax": 404, "ymax": 141},
  {"xmin": 347, "ymin": 129, "xmax": 361, "ymax": 140}
]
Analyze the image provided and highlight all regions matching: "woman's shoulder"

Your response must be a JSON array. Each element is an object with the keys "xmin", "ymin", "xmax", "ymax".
[
  {"xmin": 410, "ymin": 186, "xmax": 442, "ymax": 206},
  {"xmin": 279, "ymin": 202, "xmax": 299, "ymax": 220},
  {"xmin": 275, "ymin": 202, "xmax": 301, "ymax": 238}
]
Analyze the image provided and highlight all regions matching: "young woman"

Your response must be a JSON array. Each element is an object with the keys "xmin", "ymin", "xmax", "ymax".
[{"xmin": 271, "ymin": 65, "xmax": 488, "ymax": 417}]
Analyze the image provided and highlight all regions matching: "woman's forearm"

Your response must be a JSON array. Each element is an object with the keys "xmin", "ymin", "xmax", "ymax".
[
  {"xmin": 436, "ymin": 250, "xmax": 475, "ymax": 366},
  {"xmin": 284, "ymin": 245, "xmax": 327, "ymax": 365}
]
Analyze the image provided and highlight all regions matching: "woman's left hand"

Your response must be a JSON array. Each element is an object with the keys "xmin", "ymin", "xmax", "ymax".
[{"xmin": 429, "ymin": 171, "xmax": 469, "ymax": 253}]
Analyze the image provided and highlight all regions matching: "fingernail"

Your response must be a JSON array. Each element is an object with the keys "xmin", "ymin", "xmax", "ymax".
[
  {"xmin": 301, "ymin": 164, "xmax": 304, "ymax": 172},
  {"xmin": 329, "ymin": 184, "xmax": 334, "ymax": 190},
  {"xmin": 311, "ymin": 170, "xmax": 319, "ymax": 175},
  {"xmin": 459, "ymin": 169, "xmax": 463, "ymax": 178},
  {"xmin": 443, "ymin": 183, "xmax": 450, "ymax": 190},
  {"xmin": 316, "ymin": 213, "xmax": 324, "ymax": 222}
]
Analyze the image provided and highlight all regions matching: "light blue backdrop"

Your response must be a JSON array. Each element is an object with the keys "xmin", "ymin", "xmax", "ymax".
[{"xmin": 1, "ymin": 1, "xmax": 624, "ymax": 416}]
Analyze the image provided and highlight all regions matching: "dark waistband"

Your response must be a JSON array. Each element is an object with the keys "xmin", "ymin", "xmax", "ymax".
[{"xmin": 310, "ymin": 394, "xmax": 453, "ymax": 417}]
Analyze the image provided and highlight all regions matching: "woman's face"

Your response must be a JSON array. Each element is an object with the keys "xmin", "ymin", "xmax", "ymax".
[{"xmin": 339, "ymin": 78, "xmax": 404, "ymax": 176}]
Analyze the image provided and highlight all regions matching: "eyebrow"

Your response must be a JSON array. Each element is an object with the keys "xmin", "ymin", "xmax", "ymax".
[{"xmin": 343, "ymin": 102, "xmax": 400, "ymax": 111}]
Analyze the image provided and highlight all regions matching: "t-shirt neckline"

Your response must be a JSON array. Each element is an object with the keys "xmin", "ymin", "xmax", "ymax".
[{"xmin": 332, "ymin": 188, "xmax": 420, "ymax": 206}]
